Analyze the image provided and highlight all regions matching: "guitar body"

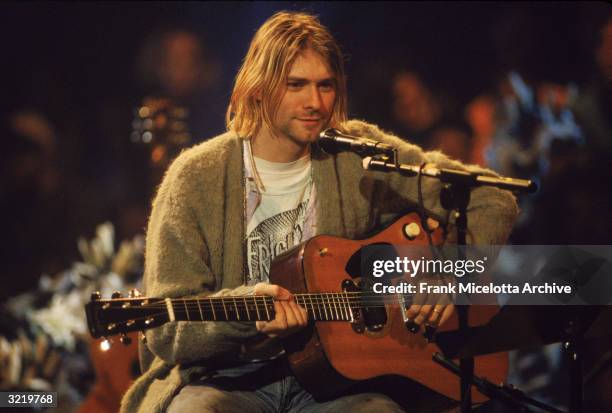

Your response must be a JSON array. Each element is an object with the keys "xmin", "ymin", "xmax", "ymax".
[{"xmin": 269, "ymin": 213, "xmax": 507, "ymax": 402}]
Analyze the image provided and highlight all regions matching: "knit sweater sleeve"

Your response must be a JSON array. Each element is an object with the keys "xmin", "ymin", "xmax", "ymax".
[
  {"xmin": 341, "ymin": 120, "xmax": 519, "ymax": 245},
  {"xmin": 142, "ymin": 150, "xmax": 258, "ymax": 367}
]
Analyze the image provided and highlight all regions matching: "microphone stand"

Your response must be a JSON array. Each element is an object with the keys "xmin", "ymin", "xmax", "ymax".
[{"xmin": 363, "ymin": 155, "xmax": 536, "ymax": 413}]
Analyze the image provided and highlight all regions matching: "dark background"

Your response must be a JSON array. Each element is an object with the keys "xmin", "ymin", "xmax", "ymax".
[
  {"xmin": 1, "ymin": 1, "xmax": 610, "ymax": 297},
  {"xmin": 1, "ymin": 3, "xmax": 612, "ymax": 411}
]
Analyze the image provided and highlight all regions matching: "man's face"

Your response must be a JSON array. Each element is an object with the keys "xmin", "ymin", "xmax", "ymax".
[{"xmin": 272, "ymin": 48, "xmax": 336, "ymax": 148}]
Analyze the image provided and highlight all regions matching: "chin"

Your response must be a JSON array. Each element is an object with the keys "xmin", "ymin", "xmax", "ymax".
[{"xmin": 289, "ymin": 128, "xmax": 321, "ymax": 145}]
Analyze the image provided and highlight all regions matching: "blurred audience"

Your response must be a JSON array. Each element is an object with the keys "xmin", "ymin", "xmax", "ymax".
[
  {"xmin": 391, "ymin": 71, "xmax": 472, "ymax": 162},
  {"xmin": 135, "ymin": 29, "xmax": 222, "ymax": 140},
  {"xmin": 465, "ymin": 94, "xmax": 496, "ymax": 167},
  {"xmin": 571, "ymin": 16, "xmax": 612, "ymax": 158},
  {"xmin": 392, "ymin": 71, "xmax": 442, "ymax": 145},
  {"xmin": 1, "ymin": 110, "xmax": 92, "ymax": 300}
]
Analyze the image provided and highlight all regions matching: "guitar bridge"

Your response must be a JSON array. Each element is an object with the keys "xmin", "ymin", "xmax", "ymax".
[{"xmin": 342, "ymin": 279, "xmax": 364, "ymax": 333}]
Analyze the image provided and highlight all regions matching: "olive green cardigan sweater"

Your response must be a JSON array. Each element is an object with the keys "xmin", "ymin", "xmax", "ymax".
[{"xmin": 120, "ymin": 120, "xmax": 519, "ymax": 413}]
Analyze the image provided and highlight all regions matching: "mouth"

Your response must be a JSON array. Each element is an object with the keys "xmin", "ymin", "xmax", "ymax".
[{"xmin": 297, "ymin": 118, "xmax": 322, "ymax": 125}]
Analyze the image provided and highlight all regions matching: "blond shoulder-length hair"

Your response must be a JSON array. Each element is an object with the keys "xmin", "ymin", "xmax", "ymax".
[{"xmin": 226, "ymin": 11, "xmax": 347, "ymax": 138}]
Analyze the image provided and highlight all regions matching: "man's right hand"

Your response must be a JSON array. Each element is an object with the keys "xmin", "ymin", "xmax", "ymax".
[{"xmin": 253, "ymin": 283, "xmax": 308, "ymax": 338}]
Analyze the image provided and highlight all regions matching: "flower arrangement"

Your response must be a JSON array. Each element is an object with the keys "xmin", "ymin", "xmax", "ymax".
[{"xmin": 0, "ymin": 222, "xmax": 144, "ymax": 404}]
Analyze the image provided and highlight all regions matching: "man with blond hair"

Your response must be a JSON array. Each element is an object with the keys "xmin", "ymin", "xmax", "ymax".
[{"xmin": 121, "ymin": 11, "xmax": 517, "ymax": 413}]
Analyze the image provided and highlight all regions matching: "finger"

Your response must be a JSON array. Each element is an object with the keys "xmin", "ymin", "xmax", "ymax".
[
  {"xmin": 426, "ymin": 304, "xmax": 445, "ymax": 326},
  {"xmin": 413, "ymin": 304, "xmax": 433, "ymax": 325},
  {"xmin": 426, "ymin": 217, "xmax": 440, "ymax": 231},
  {"xmin": 273, "ymin": 300, "xmax": 288, "ymax": 329},
  {"xmin": 288, "ymin": 300, "xmax": 306, "ymax": 326},
  {"xmin": 405, "ymin": 304, "xmax": 422, "ymax": 321},
  {"xmin": 276, "ymin": 287, "xmax": 293, "ymax": 301},
  {"xmin": 279, "ymin": 300, "xmax": 298, "ymax": 329},
  {"xmin": 256, "ymin": 320, "xmax": 266, "ymax": 332},
  {"xmin": 438, "ymin": 304, "xmax": 455, "ymax": 327},
  {"xmin": 254, "ymin": 283, "xmax": 281, "ymax": 297},
  {"xmin": 297, "ymin": 304, "xmax": 308, "ymax": 325},
  {"xmin": 256, "ymin": 321, "xmax": 278, "ymax": 338}
]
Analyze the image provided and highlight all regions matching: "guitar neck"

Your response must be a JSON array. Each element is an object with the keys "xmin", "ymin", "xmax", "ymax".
[{"xmin": 167, "ymin": 293, "xmax": 358, "ymax": 323}]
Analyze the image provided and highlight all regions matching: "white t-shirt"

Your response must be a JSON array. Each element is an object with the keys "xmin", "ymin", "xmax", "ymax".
[{"xmin": 245, "ymin": 154, "xmax": 313, "ymax": 285}]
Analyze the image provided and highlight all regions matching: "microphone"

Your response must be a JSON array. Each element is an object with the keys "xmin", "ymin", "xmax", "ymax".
[{"xmin": 319, "ymin": 128, "xmax": 396, "ymax": 158}]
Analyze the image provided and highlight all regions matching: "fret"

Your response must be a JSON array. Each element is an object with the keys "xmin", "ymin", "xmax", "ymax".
[
  {"xmin": 268, "ymin": 297, "xmax": 275, "ymax": 321},
  {"xmin": 166, "ymin": 292, "xmax": 360, "ymax": 323},
  {"xmin": 338, "ymin": 294, "xmax": 347, "ymax": 321},
  {"xmin": 233, "ymin": 297, "xmax": 240, "ymax": 320},
  {"xmin": 196, "ymin": 298, "xmax": 204, "ymax": 321},
  {"xmin": 308, "ymin": 294, "xmax": 317, "ymax": 321},
  {"xmin": 183, "ymin": 298, "xmax": 190, "ymax": 321},
  {"xmin": 295, "ymin": 296, "xmax": 304, "ymax": 314},
  {"xmin": 296, "ymin": 296, "xmax": 308, "ymax": 320},
  {"xmin": 254, "ymin": 296, "xmax": 261, "ymax": 320},
  {"xmin": 243, "ymin": 297, "xmax": 250, "ymax": 320},
  {"xmin": 331, "ymin": 293, "xmax": 339, "ymax": 320},
  {"xmin": 221, "ymin": 297, "xmax": 229, "ymax": 320},
  {"xmin": 345, "ymin": 292, "xmax": 354, "ymax": 322},
  {"xmin": 263, "ymin": 296, "xmax": 271, "ymax": 320},
  {"xmin": 210, "ymin": 297, "xmax": 217, "ymax": 320},
  {"xmin": 343, "ymin": 294, "xmax": 350, "ymax": 321},
  {"xmin": 165, "ymin": 298, "xmax": 176, "ymax": 321},
  {"xmin": 329, "ymin": 293, "xmax": 337, "ymax": 320},
  {"xmin": 322, "ymin": 294, "xmax": 329, "ymax": 320}
]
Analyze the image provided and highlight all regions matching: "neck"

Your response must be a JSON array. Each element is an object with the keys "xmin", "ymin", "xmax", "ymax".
[
  {"xmin": 165, "ymin": 293, "xmax": 366, "ymax": 322},
  {"xmin": 252, "ymin": 127, "xmax": 311, "ymax": 162}
]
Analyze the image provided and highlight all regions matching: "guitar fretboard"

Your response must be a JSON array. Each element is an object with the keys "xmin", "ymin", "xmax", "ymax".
[{"xmin": 167, "ymin": 293, "xmax": 362, "ymax": 322}]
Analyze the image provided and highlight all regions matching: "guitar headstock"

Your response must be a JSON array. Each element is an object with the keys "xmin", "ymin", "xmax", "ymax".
[{"xmin": 85, "ymin": 290, "xmax": 169, "ymax": 342}]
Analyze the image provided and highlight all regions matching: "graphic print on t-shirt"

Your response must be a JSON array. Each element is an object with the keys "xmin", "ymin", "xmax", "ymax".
[{"xmin": 246, "ymin": 200, "xmax": 308, "ymax": 285}]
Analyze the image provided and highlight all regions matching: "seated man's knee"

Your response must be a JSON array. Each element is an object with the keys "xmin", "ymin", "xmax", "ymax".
[
  {"xmin": 167, "ymin": 385, "xmax": 243, "ymax": 413},
  {"xmin": 338, "ymin": 393, "xmax": 404, "ymax": 413}
]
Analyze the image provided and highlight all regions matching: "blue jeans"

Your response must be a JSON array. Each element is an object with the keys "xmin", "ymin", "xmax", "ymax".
[{"xmin": 167, "ymin": 357, "xmax": 404, "ymax": 413}]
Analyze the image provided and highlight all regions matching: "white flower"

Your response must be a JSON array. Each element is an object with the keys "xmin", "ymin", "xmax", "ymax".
[{"xmin": 29, "ymin": 290, "xmax": 89, "ymax": 351}]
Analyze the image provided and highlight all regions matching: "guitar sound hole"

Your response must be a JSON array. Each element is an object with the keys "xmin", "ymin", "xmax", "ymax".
[{"xmin": 345, "ymin": 242, "xmax": 401, "ymax": 279}]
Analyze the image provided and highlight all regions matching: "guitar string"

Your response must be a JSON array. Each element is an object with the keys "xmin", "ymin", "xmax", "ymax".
[
  {"xmin": 97, "ymin": 295, "xmax": 440, "ymax": 327},
  {"xmin": 100, "ymin": 307, "xmax": 365, "ymax": 326},
  {"xmin": 101, "ymin": 291, "xmax": 427, "ymax": 303},
  {"xmin": 102, "ymin": 297, "xmax": 421, "ymax": 310},
  {"xmin": 103, "ymin": 294, "xmax": 431, "ymax": 309},
  {"xmin": 98, "ymin": 301, "xmax": 458, "ymax": 329}
]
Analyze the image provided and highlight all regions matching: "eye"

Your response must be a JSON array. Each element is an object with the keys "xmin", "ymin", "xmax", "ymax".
[
  {"xmin": 318, "ymin": 81, "xmax": 335, "ymax": 92},
  {"xmin": 287, "ymin": 81, "xmax": 304, "ymax": 90}
]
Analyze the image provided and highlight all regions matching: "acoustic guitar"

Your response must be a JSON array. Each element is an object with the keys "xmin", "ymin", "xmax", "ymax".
[{"xmin": 85, "ymin": 213, "xmax": 507, "ymax": 402}]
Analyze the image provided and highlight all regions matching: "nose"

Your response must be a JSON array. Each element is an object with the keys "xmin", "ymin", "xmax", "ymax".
[{"xmin": 304, "ymin": 85, "xmax": 322, "ymax": 111}]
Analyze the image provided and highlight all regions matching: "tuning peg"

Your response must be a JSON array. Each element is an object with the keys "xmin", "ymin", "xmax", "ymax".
[
  {"xmin": 111, "ymin": 291, "xmax": 123, "ymax": 299},
  {"xmin": 128, "ymin": 288, "xmax": 142, "ymax": 298},
  {"xmin": 100, "ymin": 338, "xmax": 111, "ymax": 351},
  {"xmin": 120, "ymin": 333, "xmax": 132, "ymax": 346},
  {"xmin": 91, "ymin": 291, "xmax": 101, "ymax": 301}
]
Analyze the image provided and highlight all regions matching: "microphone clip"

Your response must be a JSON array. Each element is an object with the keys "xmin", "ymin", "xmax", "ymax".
[{"xmin": 319, "ymin": 128, "xmax": 398, "ymax": 164}]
